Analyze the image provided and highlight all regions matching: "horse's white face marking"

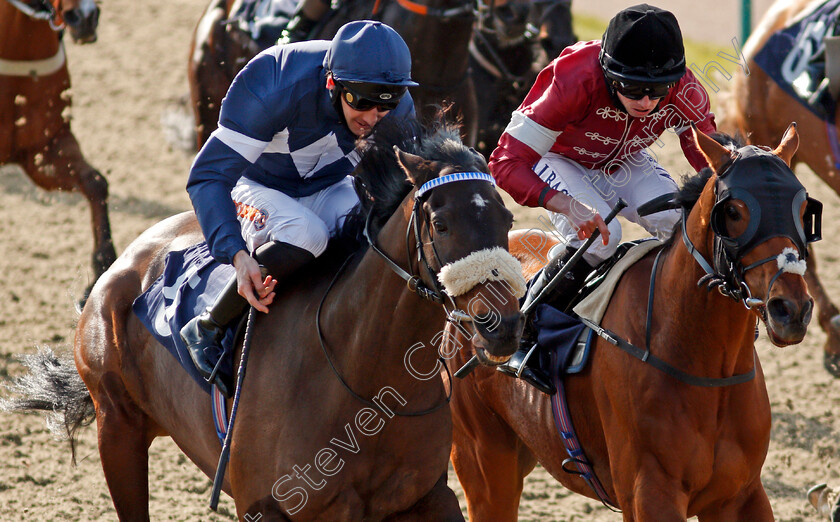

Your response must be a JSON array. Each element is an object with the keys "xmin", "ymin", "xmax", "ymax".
[{"xmin": 472, "ymin": 194, "xmax": 488, "ymax": 209}]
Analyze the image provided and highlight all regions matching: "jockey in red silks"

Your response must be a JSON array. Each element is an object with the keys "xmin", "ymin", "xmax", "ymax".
[{"xmin": 491, "ymin": 4, "xmax": 716, "ymax": 393}]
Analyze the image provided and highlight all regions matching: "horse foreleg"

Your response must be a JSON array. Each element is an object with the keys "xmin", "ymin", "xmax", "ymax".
[
  {"xmin": 696, "ymin": 482, "xmax": 773, "ymax": 522},
  {"xmin": 450, "ymin": 379, "xmax": 534, "ymax": 522},
  {"xmin": 384, "ymin": 472, "xmax": 464, "ymax": 521},
  {"xmin": 803, "ymin": 245, "xmax": 840, "ymax": 377},
  {"xmin": 92, "ymin": 373, "xmax": 155, "ymax": 522}
]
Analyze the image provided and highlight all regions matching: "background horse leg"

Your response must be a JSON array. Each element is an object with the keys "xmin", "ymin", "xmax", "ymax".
[
  {"xmin": 804, "ymin": 245, "xmax": 840, "ymax": 376},
  {"xmin": 20, "ymin": 128, "xmax": 115, "ymax": 281}
]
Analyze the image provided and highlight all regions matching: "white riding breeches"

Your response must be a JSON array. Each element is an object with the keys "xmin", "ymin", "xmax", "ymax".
[
  {"xmin": 230, "ymin": 176, "xmax": 360, "ymax": 258},
  {"xmin": 534, "ymin": 150, "xmax": 681, "ymax": 265}
]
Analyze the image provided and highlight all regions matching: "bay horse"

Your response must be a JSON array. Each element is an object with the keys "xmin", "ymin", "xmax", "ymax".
[
  {"xmin": 189, "ymin": 0, "xmax": 478, "ymax": 149},
  {"xmin": 728, "ymin": 0, "xmax": 840, "ymax": 375},
  {"xmin": 0, "ymin": 0, "xmax": 116, "ymax": 284},
  {"xmin": 448, "ymin": 125, "xmax": 816, "ymax": 520},
  {"xmin": 5, "ymin": 119, "xmax": 525, "ymax": 520},
  {"xmin": 470, "ymin": 0, "xmax": 576, "ymax": 156}
]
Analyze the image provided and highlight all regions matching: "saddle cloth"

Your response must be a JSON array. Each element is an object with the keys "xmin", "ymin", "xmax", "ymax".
[
  {"xmin": 132, "ymin": 242, "xmax": 237, "ymax": 395},
  {"xmin": 754, "ymin": 0, "xmax": 840, "ymax": 122},
  {"xmin": 572, "ymin": 239, "xmax": 662, "ymax": 324},
  {"xmin": 231, "ymin": 0, "xmax": 298, "ymax": 46}
]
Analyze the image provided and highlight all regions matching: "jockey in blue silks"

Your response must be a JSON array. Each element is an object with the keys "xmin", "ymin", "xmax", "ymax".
[{"xmin": 181, "ymin": 20, "xmax": 417, "ymax": 394}]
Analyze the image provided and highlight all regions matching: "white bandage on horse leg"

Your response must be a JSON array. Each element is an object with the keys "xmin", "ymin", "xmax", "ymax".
[
  {"xmin": 776, "ymin": 247, "xmax": 807, "ymax": 275},
  {"xmin": 437, "ymin": 247, "xmax": 527, "ymax": 298}
]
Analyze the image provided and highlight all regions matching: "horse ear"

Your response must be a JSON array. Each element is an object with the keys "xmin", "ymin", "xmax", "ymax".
[
  {"xmin": 691, "ymin": 123, "xmax": 734, "ymax": 173},
  {"xmin": 394, "ymin": 146, "xmax": 438, "ymax": 187},
  {"xmin": 773, "ymin": 122, "xmax": 799, "ymax": 167}
]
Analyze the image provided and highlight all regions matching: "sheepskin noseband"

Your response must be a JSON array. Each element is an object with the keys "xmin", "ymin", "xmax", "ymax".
[{"xmin": 437, "ymin": 247, "xmax": 526, "ymax": 299}]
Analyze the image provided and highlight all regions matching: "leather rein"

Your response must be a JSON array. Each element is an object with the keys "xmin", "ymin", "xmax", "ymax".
[{"xmin": 315, "ymin": 173, "xmax": 498, "ymax": 417}]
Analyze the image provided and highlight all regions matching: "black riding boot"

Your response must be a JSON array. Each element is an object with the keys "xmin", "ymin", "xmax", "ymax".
[
  {"xmin": 179, "ymin": 241, "xmax": 315, "ymax": 395},
  {"xmin": 278, "ymin": 13, "xmax": 319, "ymax": 45},
  {"xmin": 497, "ymin": 248, "xmax": 594, "ymax": 394}
]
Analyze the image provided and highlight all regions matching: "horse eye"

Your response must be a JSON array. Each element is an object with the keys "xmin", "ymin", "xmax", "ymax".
[
  {"xmin": 433, "ymin": 221, "xmax": 448, "ymax": 234},
  {"xmin": 725, "ymin": 204, "xmax": 741, "ymax": 221}
]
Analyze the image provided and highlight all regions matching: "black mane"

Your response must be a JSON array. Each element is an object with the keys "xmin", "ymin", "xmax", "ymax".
[{"xmin": 340, "ymin": 116, "xmax": 487, "ymax": 243}]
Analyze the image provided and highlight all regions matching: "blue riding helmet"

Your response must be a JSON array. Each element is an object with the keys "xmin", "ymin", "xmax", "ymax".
[{"xmin": 324, "ymin": 21, "xmax": 419, "ymax": 87}]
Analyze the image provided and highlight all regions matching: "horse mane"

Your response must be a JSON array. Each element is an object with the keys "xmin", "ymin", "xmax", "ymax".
[{"xmin": 339, "ymin": 116, "xmax": 486, "ymax": 246}]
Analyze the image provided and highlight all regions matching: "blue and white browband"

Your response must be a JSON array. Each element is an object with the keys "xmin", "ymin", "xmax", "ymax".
[{"xmin": 414, "ymin": 172, "xmax": 496, "ymax": 199}]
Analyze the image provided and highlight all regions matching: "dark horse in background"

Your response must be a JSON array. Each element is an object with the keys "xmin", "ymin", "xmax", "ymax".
[
  {"xmin": 469, "ymin": 0, "xmax": 575, "ymax": 156},
  {"xmin": 0, "ymin": 0, "xmax": 116, "ymax": 285},
  {"xmin": 3, "ymin": 118, "xmax": 526, "ymax": 520},
  {"xmin": 189, "ymin": 0, "xmax": 479, "ymax": 149},
  {"xmin": 187, "ymin": 0, "xmax": 575, "ymax": 152},
  {"xmin": 728, "ymin": 0, "xmax": 840, "ymax": 376},
  {"xmin": 448, "ymin": 126, "xmax": 816, "ymax": 520}
]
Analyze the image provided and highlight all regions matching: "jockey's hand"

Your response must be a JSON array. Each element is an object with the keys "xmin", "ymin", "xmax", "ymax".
[
  {"xmin": 232, "ymin": 250, "xmax": 277, "ymax": 313},
  {"xmin": 545, "ymin": 192, "xmax": 610, "ymax": 246}
]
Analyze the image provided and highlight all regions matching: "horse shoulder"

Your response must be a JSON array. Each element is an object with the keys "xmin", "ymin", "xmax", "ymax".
[{"xmin": 508, "ymin": 229, "xmax": 559, "ymax": 282}]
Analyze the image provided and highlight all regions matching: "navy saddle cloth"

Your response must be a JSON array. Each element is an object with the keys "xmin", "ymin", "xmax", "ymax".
[
  {"xmin": 132, "ymin": 242, "xmax": 238, "ymax": 394},
  {"xmin": 754, "ymin": 0, "xmax": 840, "ymax": 122}
]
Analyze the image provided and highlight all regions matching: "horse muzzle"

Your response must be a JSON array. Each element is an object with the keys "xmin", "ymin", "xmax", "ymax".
[
  {"xmin": 63, "ymin": 6, "xmax": 100, "ymax": 43},
  {"xmin": 470, "ymin": 310, "xmax": 525, "ymax": 364},
  {"xmin": 764, "ymin": 295, "xmax": 813, "ymax": 346}
]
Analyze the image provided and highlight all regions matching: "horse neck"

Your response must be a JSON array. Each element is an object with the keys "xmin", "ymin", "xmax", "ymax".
[
  {"xmin": 326, "ymin": 201, "xmax": 446, "ymax": 397},
  {"xmin": 655, "ymin": 197, "xmax": 757, "ymax": 369},
  {"xmin": 0, "ymin": 4, "xmax": 60, "ymax": 60}
]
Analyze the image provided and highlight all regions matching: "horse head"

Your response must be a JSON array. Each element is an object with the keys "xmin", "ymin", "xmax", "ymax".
[
  {"xmin": 689, "ymin": 123, "xmax": 820, "ymax": 346},
  {"xmin": 57, "ymin": 0, "xmax": 100, "ymax": 43},
  {"xmin": 355, "ymin": 118, "xmax": 524, "ymax": 364},
  {"xmin": 393, "ymin": 144, "xmax": 526, "ymax": 364}
]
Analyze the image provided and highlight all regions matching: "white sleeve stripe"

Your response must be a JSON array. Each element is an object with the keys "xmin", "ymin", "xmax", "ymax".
[
  {"xmin": 504, "ymin": 111, "xmax": 561, "ymax": 156},
  {"xmin": 211, "ymin": 126, "xmax": 269, "ymax": 163}
]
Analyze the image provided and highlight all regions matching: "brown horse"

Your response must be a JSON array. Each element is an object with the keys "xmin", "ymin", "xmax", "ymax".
[
  {"xmin": 448, "ymin": 125, "xmax": 816, "ymax": 520},
  {"xmin": 0, "ymin": 0, "xmax": 116, "ymax": 284},
  {"xmin": 728, "ymin": 0, "xmax": 840, "ymax": 375},
  {"xmin": 188, "ymin": 0, "xmax": 478, "ymax": 150},
  {"xmin": 5, "ymin": 119, "xmax": 525, "ymax": 520}
]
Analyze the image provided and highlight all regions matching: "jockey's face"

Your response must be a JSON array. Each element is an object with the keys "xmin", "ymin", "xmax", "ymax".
[
  {"xmin": 341, "ymin": 97, "xmax": 390, "ymax": 137},
  {"xmin": 616, "ymin": 91, "xmax": 662, "ymax": 118}
]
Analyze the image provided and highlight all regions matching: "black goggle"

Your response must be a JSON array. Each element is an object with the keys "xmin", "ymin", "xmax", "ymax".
[
  {"xmin": 612, "ymin": 80, "xmax": 674, "ymax": 100},
  {"xmin": 336, "ymin": 80, "xmax": 406, "ymax": 112}
]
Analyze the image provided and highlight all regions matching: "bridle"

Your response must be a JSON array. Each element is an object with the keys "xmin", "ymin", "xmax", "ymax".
[
  {"xmin": 681, "ymin": 146, "xmax": 822, "ymax": 311},
  {"xmin": 6, "ymin": 0, "xmax": 64, "ymax": 30},
  {"xmin": 317, "ymin": 171, "xmax": 523, "ymax": 416}
]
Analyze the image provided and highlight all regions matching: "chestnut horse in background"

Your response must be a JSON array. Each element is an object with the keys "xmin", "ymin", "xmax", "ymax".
[
  {"xmin": 448, "ymin": 126, "xmax": 816, "ymax": 520},
  {"xmin": 0, "ymin": 0, "xmax": 116, "ymax": 285},
  {"xmin": 728, "ymin": 0, "xmax": 840, "ymax": 375},
  {"xmin": 188, "ymin": 0, "xmax": 478, "ymax": 149},
  {"xmin": 5, "ymin": 119, "xmax": 525, "ymax": 519}
]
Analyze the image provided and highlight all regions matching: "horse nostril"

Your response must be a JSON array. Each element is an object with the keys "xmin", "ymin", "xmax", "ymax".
[
  {"xmin": 767, "ymin": 297, "xmax": 795, "ymax": 324},
  {"xmin": 802, "ymin": 299, "xmax": 814, "ymax": 326}
]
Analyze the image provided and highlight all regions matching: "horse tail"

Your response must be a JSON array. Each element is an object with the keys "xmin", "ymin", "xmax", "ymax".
[{"xmin": 1, "ymin": 348, "xmax": 95, "ymax": 464}]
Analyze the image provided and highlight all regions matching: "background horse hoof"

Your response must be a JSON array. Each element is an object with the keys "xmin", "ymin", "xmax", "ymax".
[
  {"xmin": 823, "ymin": 352, "xmax": 840, "ymax": 378},
  {"xmin": 808, "ymin": 482, "xmax": 840, "ymax": 521}
]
